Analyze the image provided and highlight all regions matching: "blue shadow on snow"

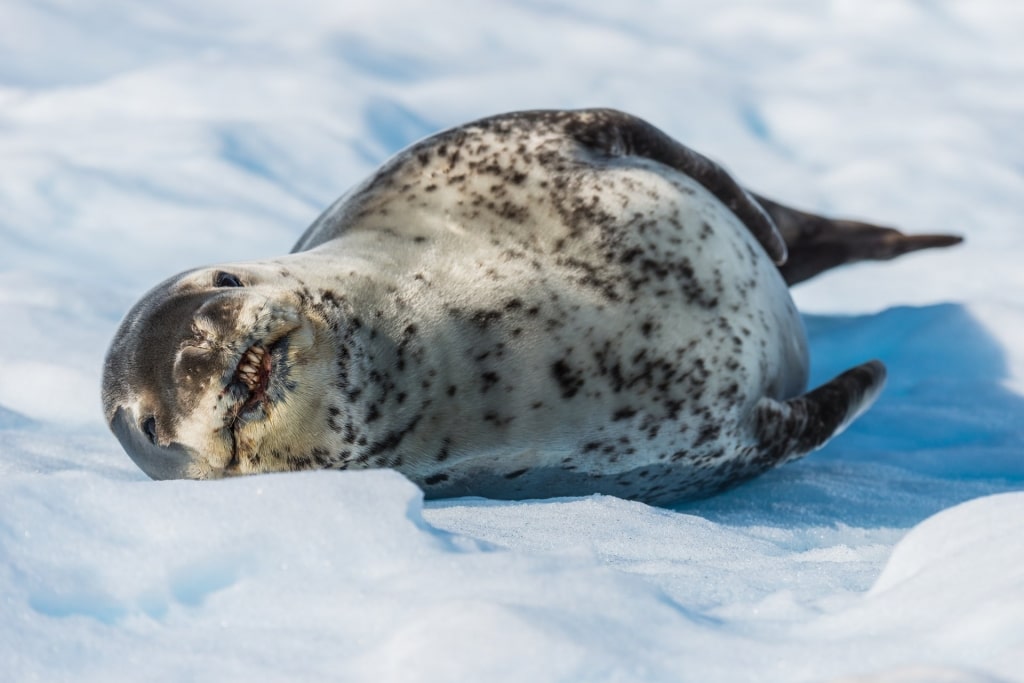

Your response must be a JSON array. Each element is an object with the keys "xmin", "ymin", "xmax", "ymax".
[{"xmin": 679, "ymin": 303, "xmax": 1024, "ymax": 528}]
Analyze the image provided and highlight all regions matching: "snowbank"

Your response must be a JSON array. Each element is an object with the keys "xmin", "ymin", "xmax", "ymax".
[{"xmin": 1, "ymin": 1, "xmax": 1022, "ymax": 680}]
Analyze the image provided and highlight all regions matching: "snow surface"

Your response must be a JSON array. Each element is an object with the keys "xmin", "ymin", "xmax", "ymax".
[{"xmin": 1, "ymin": 1, "xmax": 1023, "ymax": 681}]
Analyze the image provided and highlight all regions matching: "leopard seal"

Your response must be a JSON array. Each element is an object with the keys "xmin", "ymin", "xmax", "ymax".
[{"xmin": 101, "ymin": 109, "xmax": 960, "ymax": 504}]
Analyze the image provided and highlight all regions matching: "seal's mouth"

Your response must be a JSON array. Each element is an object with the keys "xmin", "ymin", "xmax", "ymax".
[
  {"xmin": 235, "ymin": 343, "xmax": 273, "ymax": 414},
  {"xmin": 223, "ymin": 331, "xmax": 294, "ymax": 473},
  {"xmin": 230, "ymin": 331, "xmax": 294, "ymax": 421},
  {"xmin": 223, "ymin": 340, "xmax": 271, "ymax": 474}
]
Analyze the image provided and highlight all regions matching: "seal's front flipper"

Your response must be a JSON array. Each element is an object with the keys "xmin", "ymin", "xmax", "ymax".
[
  {"xmin": 752, "ymin": 194, "xmax": 963, "ymax": 285},
  {"xmin": 754, "ymin": 360, "xmax": 887, "ymax": 467}
]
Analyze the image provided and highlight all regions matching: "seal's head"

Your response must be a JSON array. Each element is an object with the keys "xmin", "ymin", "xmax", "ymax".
[{"xmin": 102, "ymin": 263, "xmax": 335, "ymax": 479}]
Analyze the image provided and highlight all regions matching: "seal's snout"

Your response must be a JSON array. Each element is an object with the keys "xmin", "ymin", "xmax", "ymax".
[
  {"xmin": 194, "ymin": 293, "xmax": 247, "ymax": 342},
  {"xmin": 109, "ymin": 406, "xmax": 194, "ymax": 480}
]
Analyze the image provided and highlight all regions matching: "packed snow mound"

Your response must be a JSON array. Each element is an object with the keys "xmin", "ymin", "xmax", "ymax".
[{"xmin": 2, "ymin": 471, "xmax": 1022, "ymax": 682}]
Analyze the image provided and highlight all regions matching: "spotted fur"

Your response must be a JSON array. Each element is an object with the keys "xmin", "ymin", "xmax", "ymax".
[{"xmin": 102, "ymin": 109, "xmax": 934, "ymax": 503}]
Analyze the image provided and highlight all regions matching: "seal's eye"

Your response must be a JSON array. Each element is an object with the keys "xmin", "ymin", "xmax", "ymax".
[
  {"xmin": 214, "ymin": 271, "xmax": 244, "ymax": 288},
  {"xmin": 141, "ymin": 416, "xmax": 158, "ymax": 445}
]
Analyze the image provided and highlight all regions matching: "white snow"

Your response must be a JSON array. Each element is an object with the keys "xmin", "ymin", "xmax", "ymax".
[{"xmin": 1, "ymin": 1, "xmax": 1023, "ymax": 681}]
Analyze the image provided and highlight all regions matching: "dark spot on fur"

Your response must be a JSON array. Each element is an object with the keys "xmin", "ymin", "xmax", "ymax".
[
  {"xmin": 551, "ymin": 358, "xmax": 585, "ymax": 399},
  {"xmin": 481, "ymin": 371, "xmax": 500, "ymax": 393},
  {"xmin": 612, "ymin": 407, "xmax": 637, "ymax": 421},
  {"xmin": 311, "ymin": 448, "xmax": 330, "ymax": 467},
  {"xmin": 366, "ymin": 415, "xmax": 422, "ymax": 458},
  {"xmin": 694, "ymin": 423, "xmax": 721, "ymax": 448},
  {"xmin": 435, "ymin": 438, "xmax": 451, "ymax": 462},
  {"xmin": 470, "ymin": 310, "xmax": 503, "ymax": 328}
]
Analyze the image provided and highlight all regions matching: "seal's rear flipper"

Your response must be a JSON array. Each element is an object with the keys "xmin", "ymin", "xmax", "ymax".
[
  {"xmin": 754, "ymin": 360, "xmax": 887, "ymax": 466},
  {"xmin": 752, "ymin": 194, "xmax": 963, "ymax": 285}
]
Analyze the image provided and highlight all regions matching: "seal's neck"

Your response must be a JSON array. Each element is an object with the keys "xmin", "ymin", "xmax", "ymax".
[{"xmin": 315, "ymin": 282, "xmax": 440, "ymax": 472}]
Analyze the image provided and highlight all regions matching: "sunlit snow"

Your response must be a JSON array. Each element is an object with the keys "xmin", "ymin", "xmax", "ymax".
[{"xmin": 1, "ymin": 1, "xmax": 1022, "ymax": 681}]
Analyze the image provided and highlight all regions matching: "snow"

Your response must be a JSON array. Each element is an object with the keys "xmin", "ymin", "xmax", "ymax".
[{"xmin": 1, "ymin": 1, "xmax": 1022, "ymax": 681}]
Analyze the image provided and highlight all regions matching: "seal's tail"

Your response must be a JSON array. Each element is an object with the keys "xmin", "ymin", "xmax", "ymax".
[
  {"xmin": 752, "ymin": 194, "xmax": 962, "ymax": 285},
  {"xmin": 753, "ymin": 360, "xmax": 887, "ymax": 466}
]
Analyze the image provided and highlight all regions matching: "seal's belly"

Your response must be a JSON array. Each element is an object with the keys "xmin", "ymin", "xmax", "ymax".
[{"xmin": 401, "ymin": 170, "xmax": 808, "ymax": 502}]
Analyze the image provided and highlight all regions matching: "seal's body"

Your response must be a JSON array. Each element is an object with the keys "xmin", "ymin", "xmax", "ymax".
[{"xmin": 102, "ymin": 109, "xmax": 958, "ymax": 503}]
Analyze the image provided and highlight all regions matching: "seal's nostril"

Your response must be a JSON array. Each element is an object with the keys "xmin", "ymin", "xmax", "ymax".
[{"xmin": 141, "ymin": 416, "xmax": 158, "ymax": 444}]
